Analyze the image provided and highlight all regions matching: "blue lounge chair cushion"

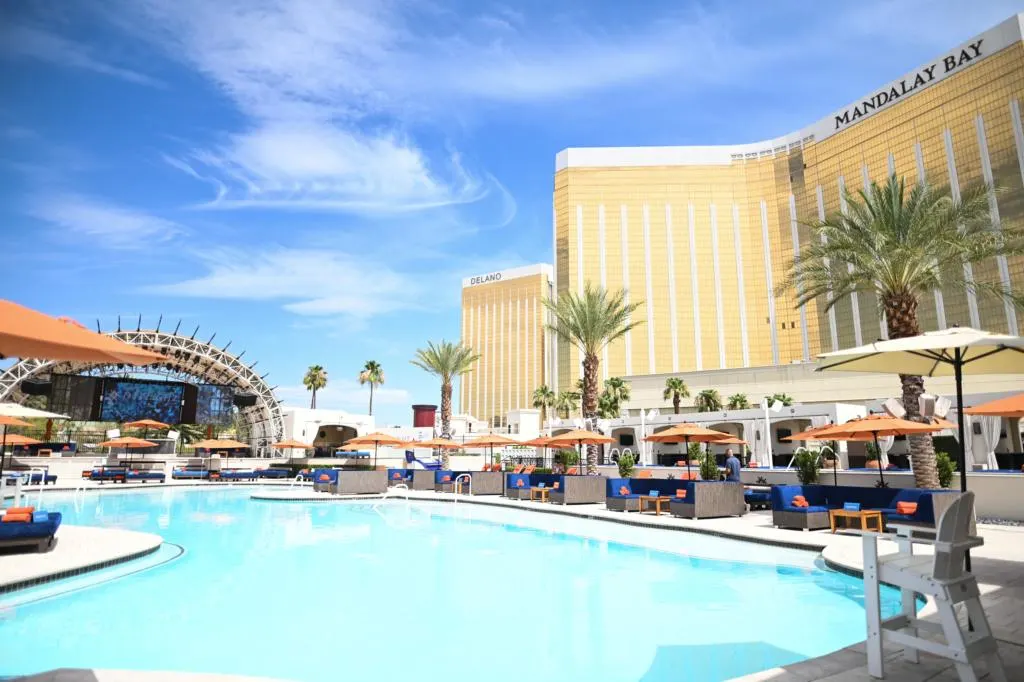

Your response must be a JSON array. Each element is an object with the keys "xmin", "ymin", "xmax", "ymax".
[{"xmin": 0, "ymin": 511, "xmax": 61, "ymax": 541}]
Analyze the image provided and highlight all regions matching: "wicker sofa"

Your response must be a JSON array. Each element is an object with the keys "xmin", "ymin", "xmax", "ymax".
[
  {"xmin": 504, "ymin": 473, "xmax": 561, "ymax": 500},
  {"xmin": 668, "ymin": 481, "xmax": 746, "ymax": 519},
  {"xmin": 770, "ymin": 484, "xmax": 956, "ymax": 531},
  {"xmin": 549, "ymin": 475, "xmax": 605, "ymax": 504}
]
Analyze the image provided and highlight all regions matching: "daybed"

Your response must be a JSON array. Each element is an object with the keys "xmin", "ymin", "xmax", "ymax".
[
  {"xmin": 770, "ymin": 484, "xmax": 956, "ymax": 531},
  {"xmin": 0, "ymin": 508, "xmax": 62, "ymax": 552}
]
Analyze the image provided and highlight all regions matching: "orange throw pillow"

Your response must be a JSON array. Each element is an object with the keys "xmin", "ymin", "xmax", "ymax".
[
  {"xmin": 793, "ymin": 499, "xmax": 809, "ymax": 508},
  {"xmin": 6, "ymin": 507, "xmax": 35, "ymax": 515},
  {"xmin": 675, "ymin": 489, "xmax": 687, "ymax": 498},
  {"xmin": 792, "ymin": 495, "xmax": 806, "ymax": 503},
  {"xmin": 2, "ymin": 513, "xmax": 32, "ymax": 523},
  {"xmin": 516, "ymin": 479, "xmax": 525, "ymax": 488},
  {"xmin": 618, "ymin": 486, "xmax": 629, "ymax": 495},
  {"xmin": 441, "ymin": 475, "xmax": 451, "ymax": 482},
  {"xmin": 896, "ymin": 501, "xmax": 918, "ymax": 515},
  {"xmin": 318, "ymin": 474, "xmax": 330, "ymax": 482},
  {"xmin": 553, "ymin": 482, "xmax": 560, "ymax": 489},
  {"xmin": 392, "ymin": 472, "xmax": 401, "ymax": 479}
]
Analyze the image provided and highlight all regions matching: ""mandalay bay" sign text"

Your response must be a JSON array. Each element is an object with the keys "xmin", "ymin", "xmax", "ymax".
[{"xmin": 833, "ymin": 39, "xmax": 985, "ymax": 132}]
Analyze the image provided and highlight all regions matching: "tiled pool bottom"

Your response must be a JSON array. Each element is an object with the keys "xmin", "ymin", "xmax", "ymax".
[{"xmin": 1, "ymin": 489, "xmax": 907, "ymax": 681}]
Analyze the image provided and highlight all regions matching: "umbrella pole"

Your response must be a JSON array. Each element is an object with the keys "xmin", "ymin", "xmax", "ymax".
[
  {"xmin": 1, "ymin": 425, "xmax": 7, "ymax": 482},
  {"xmin": 685, "ymin": 437, "xmax": 691, "ymax": 479},
  {"xmin": 374, "ymin": 442, "xmax": 379, "ymax": 470},
  {"xmin": 953, "ymin": 351, "xmax": 972, "ymax": 573},
  {"xmin": 873, "ymin": 433, "xmax": 885, "ymax": 487},
  {"xmin": 833, "ymin": 446, "xmax": 838, "ymax": 486}
]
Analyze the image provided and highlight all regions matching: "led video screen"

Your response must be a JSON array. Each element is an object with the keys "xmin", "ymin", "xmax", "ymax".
[
  {"xmin": 48, "ymin": 375, "xmax": 101, "ymax": 421},
  {"xmin": 196, "ymin": 384, "xmax": 235, "ymax": 425},
  {"xmin": 100, "ymin": 379, "xmax": 183, "ymax": 424}
]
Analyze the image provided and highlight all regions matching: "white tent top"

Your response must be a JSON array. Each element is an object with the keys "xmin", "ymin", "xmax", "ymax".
[
  {"xmin": 817, "ymin": 327, "xmax": 1024, "ymax": 376},
  {"xmin": 0, "ymin": 402, "xmax": 70, "ymax": 419}
]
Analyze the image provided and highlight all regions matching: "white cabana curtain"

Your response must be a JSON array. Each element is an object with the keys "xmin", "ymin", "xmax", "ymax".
[
  {"xmin": 976, "ymin": 416, "xmax": 1001, "ymax": 470},
  {"xmin": 744, "ymin": 419, "xmax": 771, "ymax": 467},
  {"xmin": 877, "ymin": 435, "xmax": 895, "ymax": 468}
]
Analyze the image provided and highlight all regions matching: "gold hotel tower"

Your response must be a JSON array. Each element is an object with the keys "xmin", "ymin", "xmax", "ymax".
[
  {"xmin": 553, "ymin": 14, "xmax": 1024, "ymax": 393},
  {"xmin": 460, "ymin": 265, "xmax": 556, "ymax": 426}
]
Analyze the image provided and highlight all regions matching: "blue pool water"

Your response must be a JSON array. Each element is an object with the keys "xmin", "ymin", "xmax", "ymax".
[{"xmin": 1, "ymin": 489, "xmax": 905, "ymax": 681}]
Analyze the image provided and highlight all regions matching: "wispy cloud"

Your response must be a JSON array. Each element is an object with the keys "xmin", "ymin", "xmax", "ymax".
[
  {"xmin": 145, "ymin": 247, "xmax": 418, "ymax": 318},
  {"xmin": 275, "ymin": 381, "xmax": 410, "ymax": 412},
  {"xmin": 30, "ymin": 195, "xmax": 183, "ymax": 249},
  {"xmin": 1, "ymin": 23, "xmax": 162, "ymax": 87}
]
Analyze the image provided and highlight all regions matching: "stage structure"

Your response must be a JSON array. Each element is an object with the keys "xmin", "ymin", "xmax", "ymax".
[{"xmin": 0, "ymin": 319, "xmax": 284, "ymax": 456}]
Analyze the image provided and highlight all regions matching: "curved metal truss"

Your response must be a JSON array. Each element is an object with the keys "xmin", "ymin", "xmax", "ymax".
[{"xmin": 0, "ymin": 330, "xmax": 284, "ymax": 457}]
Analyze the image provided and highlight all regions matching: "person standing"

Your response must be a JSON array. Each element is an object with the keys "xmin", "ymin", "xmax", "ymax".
[{"xmin": 724, "ymin": 448, "xmax": 742, "ymax": 482}]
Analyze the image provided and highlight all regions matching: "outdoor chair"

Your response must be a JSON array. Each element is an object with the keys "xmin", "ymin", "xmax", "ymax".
[{"xmin": 863, "ymin": 492, "xmax": 1006, "ymax": 682}]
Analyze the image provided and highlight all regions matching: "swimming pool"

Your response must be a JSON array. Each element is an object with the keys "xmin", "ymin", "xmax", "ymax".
[{"xmin": 1, "ymin": 488, "xmax": 905, "ymax": 681}]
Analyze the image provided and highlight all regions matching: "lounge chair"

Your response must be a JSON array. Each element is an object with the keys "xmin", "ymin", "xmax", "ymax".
[
  {"xmin": 172, "ymin": 468, "xmax": 208, "ymax": 480},
  {"xmin": 0, "ymin": 507, "xmax": 62, "ymax": 552},
  {"xmin": 744, "ymin": 488, "xmax": 772, "ymax": 510},
  {"xmin": 256, "ymin": 468, "xmax": 291, "ymax": 479},
  {"xmin": 522, "ymin": 465, "xmax": 536, "ymax": 474},
  {"xmin": 313, "ymin": 469, "xmax": 339, "ymax": 492},
  {"xmin": 213, "ymin": 470, "xmax": 257, "ymax": 481},
  {"xmin": 126, "ymin": 470, "xmax": 167, "ymax": 483},
  {"xmin": 89, "ymin": 467, "xmax": 128, "ymax": 483},
  {"xmin": 511, "ymin": 464, "xmax": 524, "ymax": 474}
]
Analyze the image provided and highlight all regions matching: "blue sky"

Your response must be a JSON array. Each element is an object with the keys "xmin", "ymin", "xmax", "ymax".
[{"xmin": 2, "ymin": 0, "xmax": 1022, "ymax": 426}]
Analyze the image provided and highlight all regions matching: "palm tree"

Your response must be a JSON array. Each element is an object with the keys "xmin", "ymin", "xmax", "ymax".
[
  {"xmin": 769, "ymin": 392, "xmax": 794, "ymax": 407},
  {"xmin": 663, "ymin": 377, "xmax": 690, "ymax": 414},
  {"xmin": 545, "ymin": 284, "xmax": 642, "ymax": 474},
  {"xmin": 603, "ymin": 377, "xmax": 631, "ymax": 412},
  {"xmin": 358, "ymin": 361, "xmax": 385, "ymax": 416},
  {"xmin": 554, "ymin": 391, "xmax": 580, "ymax": 419},
  {"xmin": 597, "ymin": 390, "xmax": 620, "ymax": 419},
  {"xmin": 302, "ymin": 365, "xmax": 328, "ymax": 409},
  {"xmin": 531, "ymin": 385, "xmax": 556, "ymax": 425},
  {"xmin": 781, "ymin": 173, "xmax": 1024, "ymax": 488},
  {"xmin": 727, "ymin": 393, "xmax": 751, "ymax": 410},
  {"xmin": 694, "ymin": 389, "xmax": 723, "ymax": 413},
  {"xmin": 411, "ymin": 341, "xmax": 480, "ymax": 452}
]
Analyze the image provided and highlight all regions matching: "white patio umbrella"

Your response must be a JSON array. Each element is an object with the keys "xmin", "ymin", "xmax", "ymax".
[
  {"xmin": 817, "ymin": 327, "xmax": 1024, "ymax": 495},
  {"xmin": 0, "ymin": 403, "xmax": 70, "ymax": 420}
]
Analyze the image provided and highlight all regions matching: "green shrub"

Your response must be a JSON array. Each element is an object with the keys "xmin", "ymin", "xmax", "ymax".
[
  {"xmin": 793, "ymin": 450, "xmax": 820, "ymax": 484},
  {"xmin": 699, "ymin": 451, "xmax": 720, "ymax": 481},
  {"xmin": 532, "ymin": 467, "xmax": 553, "ymax": 474},
  {"xmin": 687, "ymin": 442, "xmax": 702, "ymax": 461},
  {"xmin": 864, "ymin": 442, "xmax": 880, "ymax": 461},
  {"xmin": 554, "ymin": 449, "xmax": 580, "ymax": 466},
  {"xmin": 617, "ymin": 452, "xmax": 635, "ymax": 478},
  {"xmin": 936, "ymin": 451, "xmax": 955, "ymax": 488}
]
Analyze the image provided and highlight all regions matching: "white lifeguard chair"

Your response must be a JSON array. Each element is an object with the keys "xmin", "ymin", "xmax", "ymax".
[{"xmin": 862, "ymin": 491, "xmax": 1006, "ymax": 681}]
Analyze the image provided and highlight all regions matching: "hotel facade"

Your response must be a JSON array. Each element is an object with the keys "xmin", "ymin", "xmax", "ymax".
[
  {"xmin": 460, "ymin": 264, "xmax": 555, "ymax": 427},
  {"xmin": 553, "ymin": 14, "xmax": 1024, "ymax": 396}
]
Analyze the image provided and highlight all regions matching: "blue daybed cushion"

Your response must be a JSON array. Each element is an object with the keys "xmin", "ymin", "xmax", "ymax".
[{"xmin": 32, "ymin": 511, "xmax": 48, "ymax": 523}]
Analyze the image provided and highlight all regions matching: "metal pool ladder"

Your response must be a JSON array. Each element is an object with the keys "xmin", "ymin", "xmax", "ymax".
[
  {"xmin": 453, "ymin": 473, "xmax": 472, "ymax": 503},
  {"xmin": 373, "ymin": 483, "xmax": 409, "ymax": 510}
]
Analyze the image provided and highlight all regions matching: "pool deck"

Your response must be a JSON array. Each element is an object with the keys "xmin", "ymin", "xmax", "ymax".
[{"xmin": 0, "ymin": 524, "xmax": 163, "ymax": 593}]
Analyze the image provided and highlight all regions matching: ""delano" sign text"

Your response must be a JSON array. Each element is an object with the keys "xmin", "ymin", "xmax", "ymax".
[{"xmin": 468, "ymin": 272, "xmax": 503, "ymax": 286}]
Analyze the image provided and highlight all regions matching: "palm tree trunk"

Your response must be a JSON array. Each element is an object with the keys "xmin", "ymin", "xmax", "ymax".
[
  {"xmin": 368, "ymin": 383, "xmax": 374, "ymax": 416},
  {"xmin": 673, "ymin": 396, "xmax": 680, "ymax": 414},
  {"xmin": 440, "ymin": 382, "xmax": 453, "ymax": 442},
  {"xmin": 884, "ymin": 292, "xmax": 939, "ymax": 488},
  {"xmin": 582, "ymin": 354, "xmax": 599, "ymax": 474},
  {"xmin": 310, "ymin": 389, "xmax": 316, "ymax": 409}
]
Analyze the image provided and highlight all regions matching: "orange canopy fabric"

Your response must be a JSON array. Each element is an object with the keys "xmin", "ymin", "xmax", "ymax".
[
  {"xmin": 965, "ymin": 393, "xmax": 1024, "ymax": 418},
  {"xmin": 2, "ymin": 434, "xmax": 42, "ymax": 446},
  {"xmin": 97, "ymin": 436, "xmax": 158, "ymax": 448},
  {"xmin": 0, "ymin": 300, "xmax": 165, "ymax": 365},
  {"xmin": 124, "ymin": 419, "xmax": 171, "ymax": 430},
  {"xmin": 547, "ymin": 429, "xmax": 614, "ymax": 446},
  {"xmin": 190, "ymin": 439, "xmax": 249, "ymax": 450},
  {"xmin": 0, "ymin": 416, "xmax": 32, "ymax": 428},
  {"xmin": 710, "ymin": 436, "xmax": 748, "ymax": 445},
  {"xmin": 813, "ymin": 414, "xmax": 944, "ymax": 441},
  {"xmin": 271, "ymin": 439, "xmax": 314, "ymax": 449},
  {"xmin": 645, "ymin": 423, "xmax": 734, "ymax": 443},
  {"xmin": 521, "ymin": 436, "xmax": 552, "ymax": 447},
  {"xmin": 462, "ymin": 434, "xmax": 519, "ymax": 448},
  {"xmin": 346, "ymin": 432, "xmax": 406, "ymax": 446},
  {"xmin": 412, "ymin": 438, "xmax": 462, "ymax": 450}
]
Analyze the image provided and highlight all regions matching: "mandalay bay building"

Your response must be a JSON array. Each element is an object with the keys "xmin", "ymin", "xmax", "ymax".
[{"xmin": 461, "ymin": 14, "xmax": 1024, "ymax": 425}]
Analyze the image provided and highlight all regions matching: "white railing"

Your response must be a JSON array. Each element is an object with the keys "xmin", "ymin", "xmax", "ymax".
[
  {"xmin": 28, "ymin": 467, "xmax": 48, "ymax": 509},
  {"xmin": 453, "ymin": 474, "xmax": 472, "ymax": 503},
  {"xmin": 373, "ymin": 483, "xmax": 410, "ymax": 511},
  {"xmin": 290, "ymin": 473, "xmax": 304, "ymax": 488}
]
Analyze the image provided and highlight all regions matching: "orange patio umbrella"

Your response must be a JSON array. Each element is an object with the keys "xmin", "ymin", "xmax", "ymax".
[
  {"xmin": 0, "ymin": 300, "xmax": 164, "ymax": 365},
  {"xmin": 124, "ymin": 418, "xmax": 171, "ymax": 443},
  {"xmin": 645, "ymin": 422, "xmax": 733, "ymax": 478},
  {"xmin": 414, "ymin": 437, "xmax": 461, "ymax": 449},
  {"xmin": 965, "ymin": 392, "xmax": 1024, "ymax": 419},
  {"xmin": 813, "ymin": 414, "xmax": 944, "ymax": 487},
  {"xmin": 96, "ymin": 436, "xmax": 158, "ymax": 471},
  {"xmin": 271, "ymin": 439, "xmax": 314, "ymax": 450},
  {"xmin": 190, "ymin": 438, "xmax": 249, "ymax": 468},
  {"xmin": 519, "ymin": 436, "xmax": 553, "ymax": 471},
  {"xmin": 782, "ymin": 423, "xmax": 836, "ymax": 443},
  {"xmin": 346, "ymin": 432, "xmax": 407, "ymax": 469},
  {"xmin": 463, "ymin": 433, "xmax": 518, "ymax": 465},
  {"xmin": 1, "ymin": 415, "xmax": 33, "ymax": 479},
  {"xmin": 547, "ymin": 429, "xmax": 613, "ymax": 472},
  {"xmin": 2, "ymin": 433, "xmax": 41, "ymax": 446}
]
